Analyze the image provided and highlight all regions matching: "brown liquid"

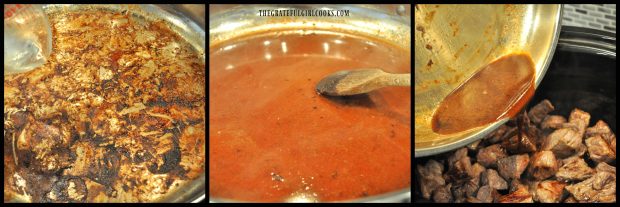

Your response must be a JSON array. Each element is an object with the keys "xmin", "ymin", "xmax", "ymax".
[
  {"xmin": 432, "ymin": 54, "xmax": 536, "ymax": 134},
  {"xmin": 209, "ymin": 32, "xmax": 411, "ymax": 201}
]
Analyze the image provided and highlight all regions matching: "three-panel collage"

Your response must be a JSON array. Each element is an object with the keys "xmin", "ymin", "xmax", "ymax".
[{"xmin": 2, "ymin": 3, "xmax": 616, "ymax": 204}]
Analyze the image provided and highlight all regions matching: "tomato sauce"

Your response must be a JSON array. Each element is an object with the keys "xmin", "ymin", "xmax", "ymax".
[
  {"xmin": 432, "ymin": 53, "xmax": 536, "ymax": 134},
  {"xmin": 209, "ymin": 31, "xmax": 411, "ymax": 201}
]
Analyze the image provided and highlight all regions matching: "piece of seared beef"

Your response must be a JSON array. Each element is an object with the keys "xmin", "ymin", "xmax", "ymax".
[
  {"xmin": 509, "ymin": 179, "xmax": 525, "ymax": 193},
  {"xmin": 476, "ymin": 144, "xmax": 507, "ymax": 168},
  {"xmin": 527, "ymin": 99, "xmax": 554, "ymax": 125},
  {"xmin": 451, "ymin": 178, "xmax": 479, "ymax": 203},
  {"xmin": 417, "ymin": 159, "xmax": 445, "ymax": 200},
  {"xmin": 527, "ymin": 150, "xmax": 559, "ymax": 180},
  {"xmin": 499, "ymin": 180, "xmax": 533, "ymax": 203},
  {"xmin": 432, "ymin": 183, "xmax": 452, "ymax": 203},
  {"xmin": 541, "ymin": 115, "xmax": 567, "ymax": 130},
  {"xmin": 592, "ymin": 163, "xmax": 615, "ymax": 191},
  {"xmin": 486, "ymin": 125, "xmax": 519, "ymax": 145},
  {"xmin": 480, "ymin": 169, "xmax": 507, "ymax": 190},
  {"xmin": 447, "ymin": 148, "xmax": 468, "ymax": 170},
  {"xmin": 446, "ymin": 148, "xmax": 473, "ymax": 182},
  {"xmin": 527, "ymin": 123, "xmax": 545, "ymax": 147},
  {"xmin": 568, "ymin": 108, "xmax": 590, "ymax": 138},
  {"xmin": 542, "ymin": 127, "xmax": 585, "ymax": 159},
  {"xmin": 525, "ymin": 180, "xmax": 540, "ymax": 201},
  {"xmin": 466, "ymin": 163, "xmax": 486, "ymax": 195},
  {"xmin": 585, "ymin": 135, "xmax": 615, "ymax": 164},
  {"xmin": 470, "ymin": 163, "xmax": 486, "ymax": 180},
  {"xmin": 586, "ymin": 120, "xmax": 612, "ymax": 138},
  {"xmin": 565, "ymin": 163, "xmax": 616, "ymax": 203},
  {"xmin": 445, "ymin": 148, "xmax": 481, "ymax": 203},
  {"xmin": 555, "ymin": 156, "xmax": 595, "ymax": 182},
  {"xmin": 497, "ymin": 154, "xmax": 530, "ymax": 181},
  {"xmin": 596, "ymin": 162, "xmax": 616, "ymax": 174},
  {"xmin": 534, "ymin": 180, "xmax": 566, "ymax": 203},
  {"xmin": 476, "ymin": 185, "xmax": 499, "ymax": 203},
  {"xmin": 502, "ymin": 131, "xmax": 538, "ymax": 154},
  {"xmin": 584, "ymin": 120, "xmax": 616, "ymax": 149}
]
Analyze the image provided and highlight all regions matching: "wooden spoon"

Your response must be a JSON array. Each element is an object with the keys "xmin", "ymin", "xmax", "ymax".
[{"xmin": 315, "ymin": 68, "xmax": 410, "ymax": 96}]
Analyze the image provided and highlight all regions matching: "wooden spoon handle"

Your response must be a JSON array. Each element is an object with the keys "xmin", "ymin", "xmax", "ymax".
[{"xmin": 385, "ymin": 73, "xmax": 411, "ymax": 87}]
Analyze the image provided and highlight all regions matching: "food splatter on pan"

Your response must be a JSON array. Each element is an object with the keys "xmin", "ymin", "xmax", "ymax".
[{"xmin": 4, "ymin": 9, "xmax": 205, "ymax": 203}]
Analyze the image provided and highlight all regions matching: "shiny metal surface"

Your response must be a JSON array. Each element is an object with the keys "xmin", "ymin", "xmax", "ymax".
[
  {"xmin": 414, "ymin": 4, "xmax": 562, "ymax": 157},
  {"xmin": 42, "ymin": 4, "xmax": 205, "ymax": 64},
  {"xmin": 209, "ymin": 4, "xmax": 410, "ymax": 203},
  {"xmin": 210, "ymin": 4, "xmax": 410, "ymax": 51},
  {"xmin": 5, "ymin": 4, "xmax": 205, "ymax": 203}
]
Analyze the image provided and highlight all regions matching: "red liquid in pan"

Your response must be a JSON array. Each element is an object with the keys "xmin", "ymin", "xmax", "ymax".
[
  {"xmin": 209, "ymin": 32, "xmax": 411, "ymax": 201},
  {"xmin": 432, "ymin": 54, "xmax": 536, "ymax": 134}
]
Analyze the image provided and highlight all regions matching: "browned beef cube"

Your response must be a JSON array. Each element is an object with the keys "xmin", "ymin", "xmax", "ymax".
[
  {"xmin": 417, "ymin": 159, "xmax": 445, "ymax": 200},
  {"xmin": 469, "ymin": 164, "xmax": 485, "ymax": 195},
  {"xmin": 586, "ymin": 120, "xmax": 612, "ymax": 138},
  {"xmin": 497, "ymin": 154, "xmax": 530, "ymax": 180},
  {"xmin": 526, "ymin": 123, "xmax": 545, "ymax": 147},
  {"xmin": 432, "ymin": 183, "xmax": 452, "ymax": 203},
  {"xmin": 502, "ymin": 132, "xmax": 538, "ymax": 154},
  {"xmin": 448, "ymin": 148, "xmax": 468, "ymax": 170},
  {"xmin": 585, "ymin": 135, "xmax": 615, "ymax": 164},
  {"xmin": 470, "ymin": 163, "xmax": 486, "ymax": 179},
  {"xmin": 445, "ymin": 148, "xmax": 474, "ymax": 183},
  {"xmin": 527, "ymin": 150, "xmax": 559, "ymax": 180},
  {"xmin": 541, "ymin": 115, "xmax": 567, "ymax": 130},
  {"xmin": 446, "ymin": 156, "xmax": 473, "ymax": 182},
  {"xmin": 565, "ymin": 164, "xmax": 616, "ymax": 203},
  {"xmin": 451, "ymin": 178, "xmax": 479, "ymax": 203},
  {"xmin": 476, "ymin": 144, "xmax": 507, "ymax": 168},
  {"xmin": 522, "ymin": 180, "xmax": 540, "ymax": 200},
  {"xmin": 498, "ymin": 181, "xmax": 534, "ymax": 203},
  {"xmin": 509, "ymin": 179, "xmax": 525, "ymax": 193},
  {"xmin": 556, "ymin": 156, "xmax": 595, "ymax": 182},
  {"xmin": 476, "ymin": 185, "xmax": 499, "ymax": 203},
  {"xmin": 568, "ymin": 108, "xmax": 590, "ymax": 137},
  {"xmin": 542, "ymin": 128, "xmax": 584, "ymax": 159},
  {"xmin": 534, "ymin": 180, "xmax": 566, "ymax": 203},
  {"xmin": 592, "ymin": 163, "xmax": 616, "ymax": 196},
  {"xmin": 480, "ymin": 169, "xmax": 507, "ymax": 190},
  {"xmin": 595, "ymin": 162, "xmax": 616, "ymax": 175},
  {"xmin": 527, "ymin": 99, "xmax": 554, "ymax": 124},
  {"xmin": 485, "ymin": 125, "xmax": 518, "ymax": 145},
  {"xmin": 586, "ymin": 121, "xmax": 616, "ymax": 155}
]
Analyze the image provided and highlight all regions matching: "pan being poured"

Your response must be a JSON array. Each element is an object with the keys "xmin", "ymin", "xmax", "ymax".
[{"xmin": 414, "ymin": 4, "xmax": 562, "ymax": 157}]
